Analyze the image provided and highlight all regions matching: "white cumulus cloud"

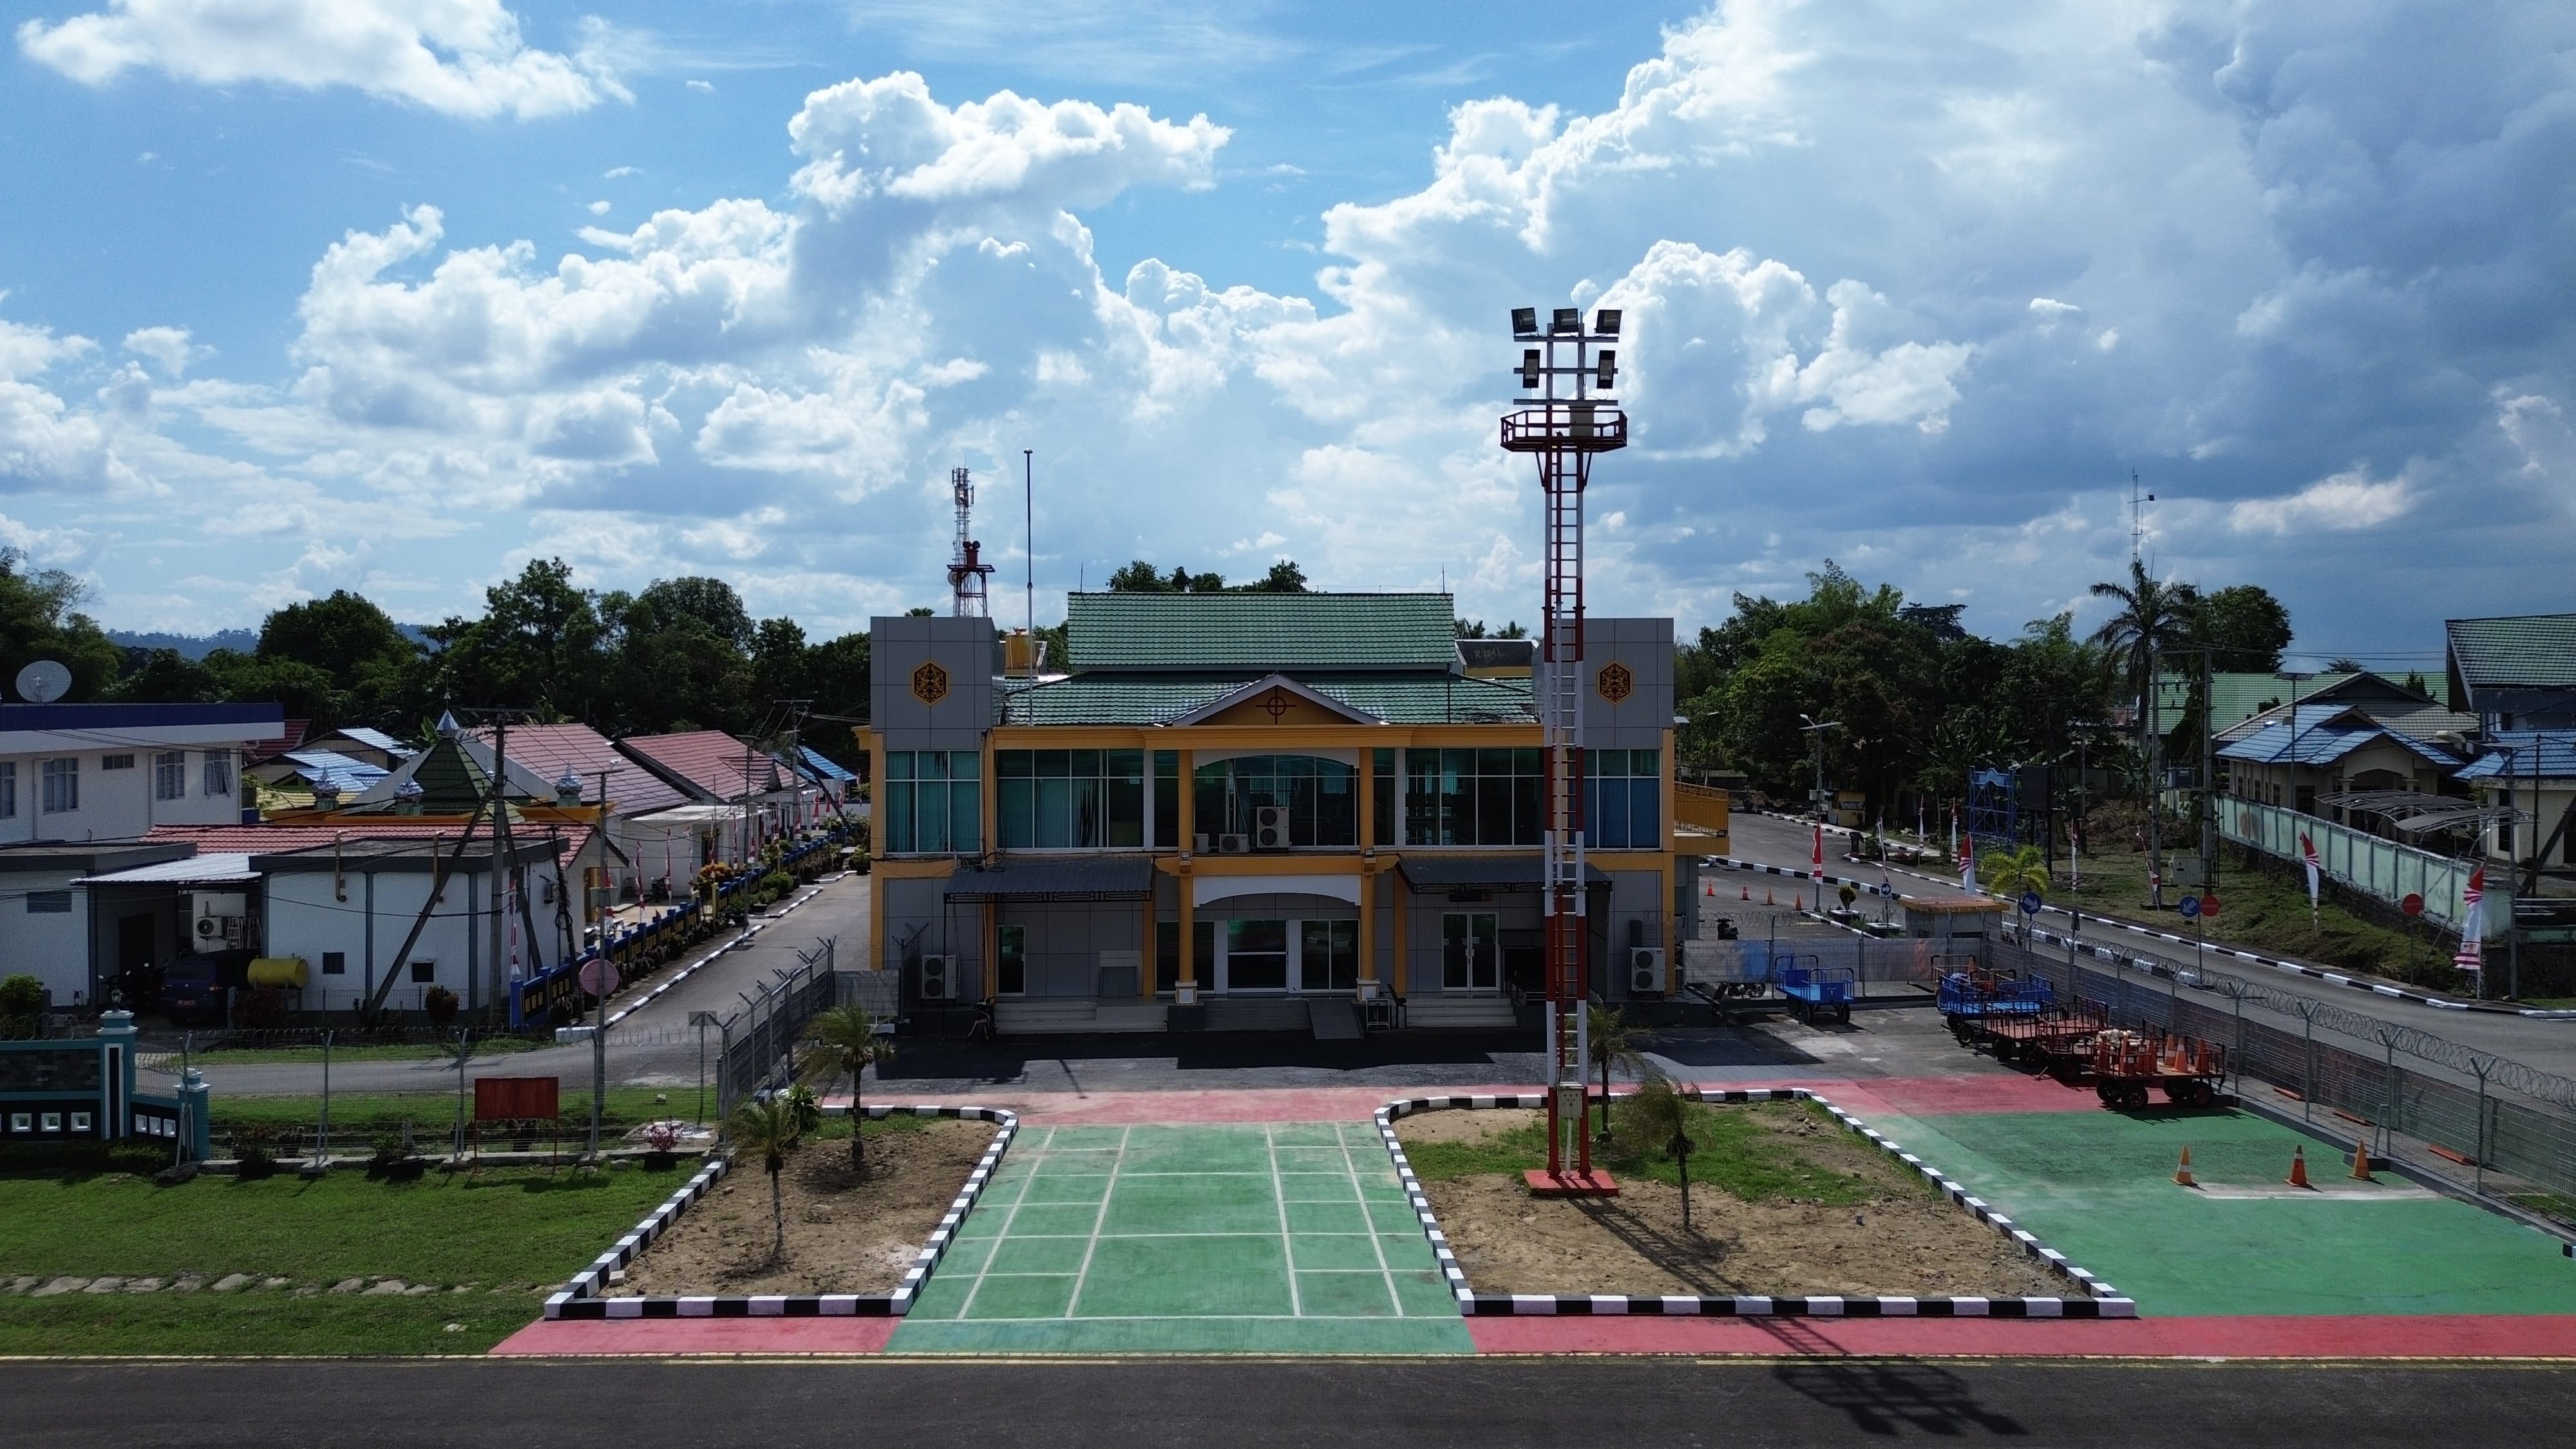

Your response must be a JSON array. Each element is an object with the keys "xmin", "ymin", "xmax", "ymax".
[
  {"xmin": 2228, "ymin": 466, "xmax": 2418, "ymax": 535},
  {"xmin": 18, "ymin": 0, "xmax": 626, "ymax": 119}
]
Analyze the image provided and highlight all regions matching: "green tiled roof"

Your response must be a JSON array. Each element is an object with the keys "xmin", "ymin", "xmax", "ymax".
[
  {"xmin": 2153, "ymin": 672, "xmax": 2357, "ymax": 734},
  {"xmin": 1001, "ymin": 671, "xmax": 1534, "ymax": 726},
  {"xmin": 1065, "ymin": 592, "xmax": 1457, "ymax": 671},
  {"xmin": 2447, "ymin": 614, "xmax": 2576, "ymax": 690}
]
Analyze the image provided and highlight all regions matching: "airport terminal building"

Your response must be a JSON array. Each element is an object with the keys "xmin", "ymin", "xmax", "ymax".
[{"xmin": 867, "ymin": 592, "xmax": 1691, "ymax": 1032}]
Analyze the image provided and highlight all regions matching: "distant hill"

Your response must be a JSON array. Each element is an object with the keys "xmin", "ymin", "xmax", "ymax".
[
  {"xmin": 108, "ymin": 624, "xmax": 437, "ymax": 659},
  {"xmin": 107, "ymin": 629, "xmax": 257, "ymax": 659}
]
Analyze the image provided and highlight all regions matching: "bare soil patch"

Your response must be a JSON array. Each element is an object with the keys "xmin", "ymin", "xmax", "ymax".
[
  {"xmin": 608, "ymin": 1119, "xmax": 992, "ymax": 1297},
  {"xmin": 1396, "ymin": 1106, "xmax": 2062, "ymax": 1300}
]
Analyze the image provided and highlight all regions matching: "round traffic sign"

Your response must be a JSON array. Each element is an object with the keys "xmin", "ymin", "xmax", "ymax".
[
  {"xmin": 2401, "ymin": 893, "xmax": 2425, "ymax": 918},
  {"xmin": 2199, "ymin": 895, "xmax": 2221, "ymax": 919},
  {"xmin": 578, "ymin": 957, "xmax": 619, "ymax": 998},
  {"xmin": 2178, "ymin": 895, "xmax": 2201, "ymax": 920},
  {"xmin": 2019, "ymin": 891, "xmax": 2043, "ymax": 916}
]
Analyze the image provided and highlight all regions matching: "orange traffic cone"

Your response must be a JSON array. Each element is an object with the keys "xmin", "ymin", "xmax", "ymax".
[
  {"xmin": 2286, "ymin": 1145, "xmax": 2311, "ymax": 1189},
  {"xmin": 1741, "ymin": 885, "xmax": 1750, "ymax": 900},
  {"xmin": 2350, "ymin": 1143, "xmax": 2374, "ymax": 1181},
  {"xmin": 2174, "ymin": 1147, "xmax": 2197, "ymax": 1188},
  {"xmin": 1706, "ymin": 882, "xmax": 1716, "ymax": 897}
]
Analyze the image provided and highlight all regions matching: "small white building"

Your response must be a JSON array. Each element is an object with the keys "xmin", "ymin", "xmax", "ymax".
[
  {"xmin": 253, "ymin": 837, "xmax": 571, "ymax": 1018},
  {"xmin": 1, "ymin": 703, "xmax": 283, "ymax": 843},
  {"xmin": 0, "ymin": 840, "xmax": 198, "ymax": 1007}
]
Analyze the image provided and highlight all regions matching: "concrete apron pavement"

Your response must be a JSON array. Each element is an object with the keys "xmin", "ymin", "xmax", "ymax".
[{"xmin": 495, "ymin": 1072, "xmax": 2576, "ymax": 1359}]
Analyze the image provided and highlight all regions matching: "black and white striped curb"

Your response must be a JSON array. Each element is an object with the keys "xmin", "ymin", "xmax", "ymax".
[
  {"xmin": 598, "ymin": 873, "xmax": 846, "ymax": 1030},
  {"xmin": 1711, "ymin": 844, "xmax": 2574, "ymax": 1020},
  {"xmin": 1375, "ymin": 1088, "xmax": 2133, "ymax": 1320},
  {"xmin": 545, "ymin": 1104, "xmax": 1018, "ymax": 1320}
]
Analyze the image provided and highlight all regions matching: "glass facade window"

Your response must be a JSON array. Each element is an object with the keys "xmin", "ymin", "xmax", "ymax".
[
  {"xmin": 201, "ymin": 750, "xmax": 233, "ymax": 799},
  {"xmin": 1371, "ymin": 748, "xmax": 1396, "ymax": 846},
  {"xmin": 1584, "ymin": 748, "xmax": 1663, "ymax": 849},
  {"xmin": 997, "ymin": 923, "xmax": 1027, "ymax": 996},
  {"xmin": 154, "ymin": 751, "xmax": 187, "ymax": 801},
  {"xmin": 1192, "ymin": 755, "xmax": 1356, "ymax": 847},
  {"xmin": 1224, "ymin": 918, "xmax": 1290, "ymax": 990},
  {"xmin": 0, "ymin": 761, "xmax": 14, "ymax": 819},
  {"xmin": 1443, "ymin": 912, "xmax": 1499, "ymax": 989},
  {"xmin": 100, "ymin": 754, "xmax": 134, "ymax": 771},
  {"xmin": 884, "ymin": 750, "xmax": 983, "ymax": 855},
  {"xmin": 1299, "ymin": 920, "xmax": 1358, "ymax": 992},
  {"xmin": 995, "ymin": 749, "xmax": 1145, "ymax": 849},
  {"xmin": 40, "ymin": 757, "xmax": 77, "ymax": 814},
  {"xmin": 1153, "ymin": 751, "xmax": 1179, "ymax": 849},
  {"xmin": 1153, "ymin": 919, "xmax": 1216, "ymax": 994},
  {"xmin": 1404, "ymin": 748, "xmax": 1542, "ymax": 846}
]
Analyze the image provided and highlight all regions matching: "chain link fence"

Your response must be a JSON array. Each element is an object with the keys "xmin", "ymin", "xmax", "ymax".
[{"xmin": 1987, "ymin": 930, "xmax": 2576, "ymax": 1230}]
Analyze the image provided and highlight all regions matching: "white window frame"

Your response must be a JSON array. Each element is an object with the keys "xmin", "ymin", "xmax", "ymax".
[
  {"xmin": 155, "ymin": 751, "xmax": 187, "ymax": 801},
  {"xmin": 0, "ymin": 760, "xmax": 15, "ymax": 819},
  {"xmin": 202, "ymin": 750, "xmax": 234, "ymax": 799},
  {"xmin": 40, "ymin": 757, "xmax": 77, "ymax": 814}
]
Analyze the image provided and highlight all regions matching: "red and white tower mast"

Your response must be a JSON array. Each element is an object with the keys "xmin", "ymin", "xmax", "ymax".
[
  {"xmin": 948, "ymin": 466, "xmax": 994, "ymax": 618},
  {"xmin": 1501, "ymin": 304, "xmax": 1625, "ymax": 1192}
]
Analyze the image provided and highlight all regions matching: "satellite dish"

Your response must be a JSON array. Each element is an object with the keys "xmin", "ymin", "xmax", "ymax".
[{"xmin": 15, "ymin": 659, "xmax": 71, "ymax": 704}]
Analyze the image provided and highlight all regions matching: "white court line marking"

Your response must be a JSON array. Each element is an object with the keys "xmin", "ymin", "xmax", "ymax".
[
  {"xmin": 1341, "ymin": 1120, "xmax": 1408, "ymax": 1318},
  {"xmin": 1267, "ymin": 1123, "xmax": 1303, "ymax": 1318},
  {"xmin": 1061, "ymin": 1124, "xmax": 1132, "ymax": 1320},
  {"xmin": 953, "ymin": 1124, "xmax": 1046, "ymax": 1320}
]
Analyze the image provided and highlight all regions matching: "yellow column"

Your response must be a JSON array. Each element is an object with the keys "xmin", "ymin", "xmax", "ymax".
[
  {"xmin": 1358, "ymin": 857, "xmax": 1377, "ymax": 987},
  {"xmin": 1177, "ymin": 750, "xmax": 1197, "ymax": 999},
  {"xmin": 1390, "ymin": 868, "xmax": 1408, "ymax": 996},
  {"xmin": 1358, "ymin": 753, "xmax": 1375, "ymax": 850},
  {"xmin": 982, "ymin": 899, "xmax": 998, "ymax": 1000}
]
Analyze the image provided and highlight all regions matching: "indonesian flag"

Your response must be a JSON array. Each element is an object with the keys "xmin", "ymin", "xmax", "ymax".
[
  {"xmin": 1812, "ymin": 824, "xmax": 1826, "ymax": 884},
  {"xmin": 2300, "ymin": 833, "xmax": 2321, "ymax": 916},
  {"xmin": 1958, "ymin": 833, "xmax": 1976, "ymax": 895},
  {"xmin": 2456, "ymin": 866, "xmax": 2486, "ymax": 973}
]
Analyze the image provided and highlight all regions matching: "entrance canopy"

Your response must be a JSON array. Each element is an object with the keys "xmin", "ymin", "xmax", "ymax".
[
  {"xmin": 1397, "ymin": 855, "xmax": 1611, "ymax": 892},
  {"xmin": 944, "ymin": 858, "xmax": 1155, "ymax": 902}
]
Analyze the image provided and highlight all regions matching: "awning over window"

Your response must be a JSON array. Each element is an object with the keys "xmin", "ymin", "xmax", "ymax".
[
  {"xmin": 1397, "ymin": 855, "xmax": 1611, "ymax": 892},
  {"xmin": 943, "ymin": 858, "xmax": 1157, "ymax": 901}
]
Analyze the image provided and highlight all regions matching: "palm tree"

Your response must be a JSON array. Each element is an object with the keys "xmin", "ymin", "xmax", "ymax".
[
  {"xmin": 1621, "ymin": 1074, "xmax": 1699, "ymax": 1227},
  {"xmin": 799, "ymin": 1002, "xmax": 893, "ymax": 1169},
  {"xmin": 728, "ymin": 1096, "xmax": 803, "ymax": 1265},
  {"xmin": 1586, "ymin": 1002, "xmax": 1649, "ymax": 1143},
  {"xmin": 1980, "ymin": 843, "xmax": 2050, "ymax": 900},
  {"xmin": 2088, "ymin": 559, "xmax": 2197, "ymax": 789}
]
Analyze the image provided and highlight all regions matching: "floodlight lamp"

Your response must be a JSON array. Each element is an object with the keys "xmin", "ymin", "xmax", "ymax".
[
  {"xmin": 1511, "ymin": 307, "xmax": 1539, "ymax": 336},
  {"xmin": 1519, "ymin": 349, "xmax": 1541, "ymax": 388},
  {"xmin": 1596, "ymin": 351, "xmax": 1616, "ymax": 388},
  {"xmin": 1594, "ymin": 309, "xmax": 1622, "ymax": 337},
  {"xmin": 1551, "ymin": 307, "xmax": 1581, "ymax": 334}
]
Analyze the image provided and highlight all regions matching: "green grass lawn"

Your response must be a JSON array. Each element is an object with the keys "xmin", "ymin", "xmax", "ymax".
[
  {"xmin": 1400, "ymin": 1099, "xmax": 1916, "ymax": 1206},
  {"xmin": 209, "ymin": 1086, "xmax": 716, "ymax": 1153},
  {"xmin": 0, "ymin": 1158, "xmax": 688, "ymax": 1354},
  {"xmin": 154, "ymin": 1037, "xmax": 547, "ymax": 1066}
]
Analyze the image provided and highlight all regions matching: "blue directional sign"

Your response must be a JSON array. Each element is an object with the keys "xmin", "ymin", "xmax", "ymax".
[
  {"xmin": 2178, "ymin": 895, "xmax": 2202, "ymax": 920},
  {"xmin": 2019, "ymin": 891, "xmax": 2043, "ymax": 916}
]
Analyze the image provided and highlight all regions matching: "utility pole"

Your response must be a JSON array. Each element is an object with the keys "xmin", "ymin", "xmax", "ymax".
[
  {"xmin": 2200, "ymin": 647, "xmax": 2218, "ymax": 891},
  {"xmin": 1023, "ymin": 449, "xmax": 1036, "ymax": 650},
  {"xmin": 489, "ymin": 717, "xmax": 512, "ymax": 1025},
  {"xmin": 2146, "ymin": 632, "xmax": 2163, "ymax": 911}
]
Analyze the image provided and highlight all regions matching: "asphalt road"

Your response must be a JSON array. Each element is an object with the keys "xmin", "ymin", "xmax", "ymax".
[
  {"xmin": 8, "ymin": 1358, "xmax": 2572, "ymax": 1448},
  {"xmin": 154, "ymin": 873, "xmax": 870, "ymax": 1098},
  {"xmin": 1719, "ymin": 811, "xmax": 2576, "ymax": 1080}
]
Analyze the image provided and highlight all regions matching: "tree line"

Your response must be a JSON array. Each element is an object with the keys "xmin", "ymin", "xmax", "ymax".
[
  {"xmin": 1678, "ymin": 559, "xmax": 2293, "ymax": 820},
  {"xmin": 4, "ymin": 553, "xmax": 871, "ymax": 762}
]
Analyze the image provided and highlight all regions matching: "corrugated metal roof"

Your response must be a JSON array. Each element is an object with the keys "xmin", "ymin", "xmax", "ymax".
[
  {"xmin": 77, "ymin": 853, "xmax": 259, "ymax": 886},
  {"xmin": 2457, "ymin": 731, "xmax": 2576, "ymax": 781},
  {"xmin": 619, "ymin": 730, "xmax": 786, "ymax": 802},
  {"xmin": 472, "ymin": 723, "xmax": 689, "ymax": 815},
  {"xmin": 334, "ymin": 727, "xmax": 415, "ymax": 756},
  {"xmin": 281, "ymin": 750, "xmax": 390, "ymax": 793},
  {"xmin": 1065, "ymin": 592, "xmax": 1457, "ymax": 671},
  {"xmin": 1001, "ymin": 671, "xmax": 1534, "ymax": 726},
  {"xmin": 2217, "ymin": 719, "xmax": 2458, "ymax": 769},
  {"xmin": 2448, "ymin": 613, "xmax": 2576, "ymax": 689},
  {"xmin": 794, "ymin": 746, "xmax": 855, "ymax": 783}
]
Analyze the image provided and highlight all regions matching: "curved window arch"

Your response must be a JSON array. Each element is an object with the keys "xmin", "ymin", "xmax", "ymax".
[{"xmin": 1192, "ymin": 755, "xmax": 1356, "ymax": 847}]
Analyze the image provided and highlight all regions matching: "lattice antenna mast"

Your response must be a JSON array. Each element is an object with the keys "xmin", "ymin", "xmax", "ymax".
[
  {"xmin": 1501, "ymin": 303, "xmax": 1627, "ymax": 1189},
  {"xmin": 948, "ymin": 466, "xmax": 994, "ymax": 618}
]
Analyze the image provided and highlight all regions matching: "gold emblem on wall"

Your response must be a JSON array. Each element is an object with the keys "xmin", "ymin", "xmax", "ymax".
[
  {"xmin": 911, "ymin": 660, "xmax": 951, "ymax": 706},
  {"xmin": 1596, "ymin": 661, "xmax": 1634, "ymax": 704}
]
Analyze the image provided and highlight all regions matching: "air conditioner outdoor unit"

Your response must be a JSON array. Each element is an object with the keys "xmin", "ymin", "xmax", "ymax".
[
  {"xmin": 918, "ymin": 954, "xmax": 956, "ymax": 1001},
  {"xmin": 1253, "ymin": 806, "xmax": 1291, "ymax": 851},
  {"xmin": 1629, "ymin": 947, "xmax": 1665, "ymax": 994},
  {"xmin": 192, "ymin": 892, "xmax": 247, "ymax": 951},
  {"xmin": 1218, "ymin": 833, "xmax": 1250, "ymax": 854},
  {"xmin": 1192, "ymin": 833, "xmax": 1211, "ymax": 854}
]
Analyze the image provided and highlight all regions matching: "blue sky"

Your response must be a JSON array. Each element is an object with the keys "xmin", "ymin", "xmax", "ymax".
[{"xmin": 2, "ymin": 1, "xmax": 2570, "ymax": 670}]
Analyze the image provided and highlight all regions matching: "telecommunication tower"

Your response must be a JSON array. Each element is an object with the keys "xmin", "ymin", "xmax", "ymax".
[
  {"xmin": 948, "ymin": 466, "xmax": 994, "ymax": 618},
  {"xmin": 1501, "ymin": 304, "xmax": 1626, "ymax": 1193}
]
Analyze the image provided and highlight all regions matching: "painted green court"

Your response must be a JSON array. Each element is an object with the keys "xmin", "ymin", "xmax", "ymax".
[
  {"xmin": 889, "ymin": 1123, "xmax": 1473, "ymax": 1354},
  {"xmin": 1866, "ymin": 1105, "xmax": 2576, "ymax": 1318}
]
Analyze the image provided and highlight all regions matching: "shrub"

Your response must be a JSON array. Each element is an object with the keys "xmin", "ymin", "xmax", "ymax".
[
  {"xmin": 761, "ymin": 871, "xmax": 792, "ymax": 895},
  {"xmin": 232, "ymin": 985, "xmax": 289, "ymax": 1029},
  {"xmin": 234, "ymin": 1124, "xmax": 279, "ymax": 1179},
  {"xmin": 0, "ymin": 973, "xmax": 42, "ymax": 1039},
  {"xmin": 422, "ymin": 986, "xmax": 460, "ymax": 1025},
  {"xmin": 783, "ymin": 1083, "xmax": 822, "ymax": 1133}
]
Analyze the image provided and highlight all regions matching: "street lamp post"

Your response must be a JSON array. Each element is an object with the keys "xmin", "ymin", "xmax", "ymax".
[{"xmin": 1799, "ymin": 714, "xmax": 1842, "ymax": 824}]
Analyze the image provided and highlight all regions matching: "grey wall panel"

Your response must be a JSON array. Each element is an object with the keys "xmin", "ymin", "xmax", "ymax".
[
  {"xmin": 872, "ymin": 616, "xmax": 998, "ymax": 752},
  {"xmin": 1582, "ymin": 617, "xmax": 1672, "ymax": 748}
]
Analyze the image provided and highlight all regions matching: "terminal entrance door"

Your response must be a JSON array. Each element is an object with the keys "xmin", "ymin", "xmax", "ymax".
[{"xmin": 1441, "ymin": 912, "xmax": 1499, "ymax": 991}]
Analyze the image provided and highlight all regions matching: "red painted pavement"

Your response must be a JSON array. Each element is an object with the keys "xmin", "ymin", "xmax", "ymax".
[
  {"xmin": 1815, "ymin": 1072, "xmax": 2101, "ymax": 1122},
  {"xmin": 1468, "ymin": 1314, "xmax": 2576, "ymax": 1359},
  {"xmin": 491, "ymin": 1316, "xmax": 900, "ymax": 1356}
]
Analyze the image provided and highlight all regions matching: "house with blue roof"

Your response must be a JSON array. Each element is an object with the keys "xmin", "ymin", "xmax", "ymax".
[
  {"xmin": 2216, "ymin": 704, "xmax": 2463, "ymax": 822},
  {"xmin": 867, "ymin": 592, "xmax": 1686, "ymax": 1034}
]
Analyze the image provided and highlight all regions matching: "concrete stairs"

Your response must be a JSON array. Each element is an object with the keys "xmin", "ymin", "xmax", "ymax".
[
  {"xmin": 993, "ymin": 1000, "xmax": 1169, "ymax": 1035},
  {"xmin": 1403, "ymin": 995, "xmax": 1517, "ymax": 1029}
]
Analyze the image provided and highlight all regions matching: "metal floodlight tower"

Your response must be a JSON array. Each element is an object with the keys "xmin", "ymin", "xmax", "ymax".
[
  {"xmin": 1501, "ymin": 303, "xmax": 1627, "ymax": 1191},
  {"xmin": 948, "ymin": 466, "xmax": 994, "ymax": 618}
]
